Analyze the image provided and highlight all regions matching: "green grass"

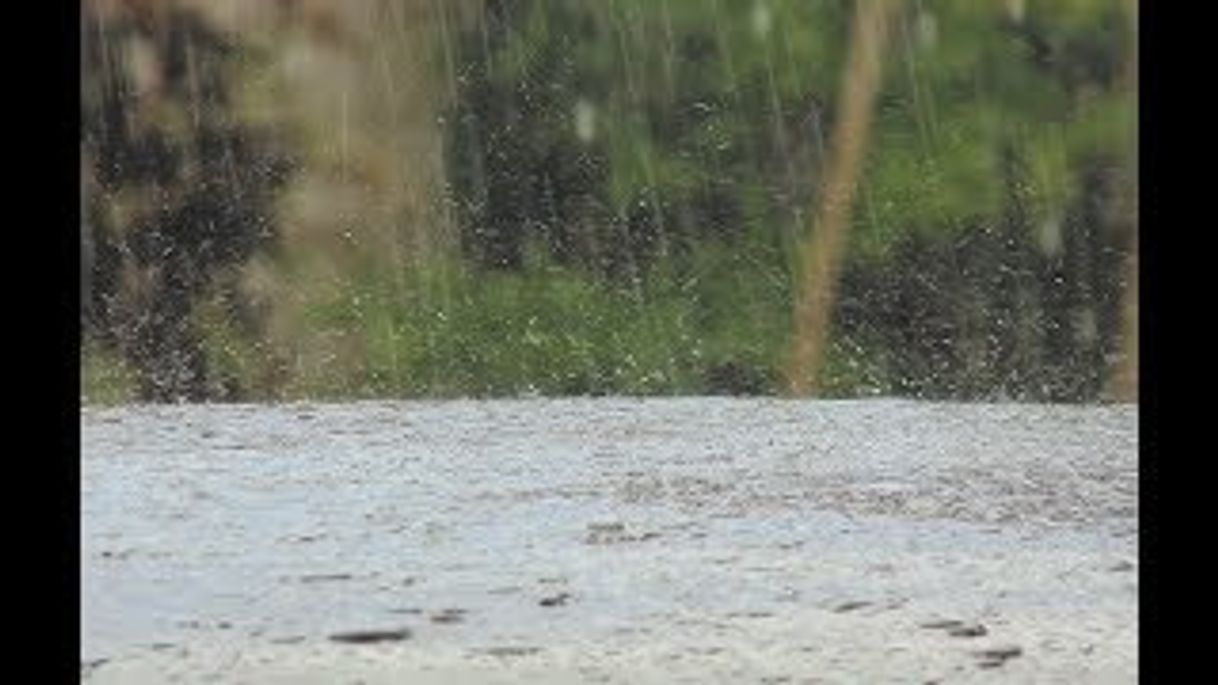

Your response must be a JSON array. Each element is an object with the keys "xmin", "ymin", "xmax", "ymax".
[
  {"xmin": 80, "ymin": 237, "xmax": 899, "ymax": 402},
  {"xmin": 81, "ymin": 338, "xmax": 138, "ymax": 405},
  {"xmin": 298, "ymin": 240, "xmax": 805, "ymax": 398}
]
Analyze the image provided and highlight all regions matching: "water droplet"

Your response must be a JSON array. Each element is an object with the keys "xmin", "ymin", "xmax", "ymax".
[
  {"xmin": 751, "ymin": 1, "xmax": 773, "ymax": 38},
  {"xmin": 573, "ymin": 99, "xmax": 596, "ymax": 143}
]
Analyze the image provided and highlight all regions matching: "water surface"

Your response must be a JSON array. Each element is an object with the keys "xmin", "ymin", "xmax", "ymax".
[{"xmin": 82, "ymin": 398, "xmax": 1138, "ymax": 682}]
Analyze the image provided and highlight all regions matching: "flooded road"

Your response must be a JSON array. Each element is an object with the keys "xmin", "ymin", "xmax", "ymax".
[{"xmin": 82, "ymin": 398, "xmax": 1137, "ymax": 683}]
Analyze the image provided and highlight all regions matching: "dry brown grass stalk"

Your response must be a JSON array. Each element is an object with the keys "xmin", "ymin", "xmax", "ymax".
[{"xmin": 786, "ymin": 0, "xmax": 902, "ymax": 396}]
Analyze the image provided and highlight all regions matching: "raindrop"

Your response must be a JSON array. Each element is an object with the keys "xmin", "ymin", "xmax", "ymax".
[
  {"xmin": 751, "ymin": 1, "xmax": 772, "ymax": 39},
  {"xmin": 917, "ymin": 11, "xmax": 939, "ymax": 50},
  {"xmin": 1005, "ymin": 0, "xmax": 1027, "ymax": 24},
  {"xmin": 573, "ymin": 98, "xmax": 596, "ymax": 142},
  {"xmin": 1076, "ymin": 309, "xmax": 1098, "ymax": 344},
  {"xmin": 1038, "ymin": 214, "xmax": 1063, "ymax": 256}
]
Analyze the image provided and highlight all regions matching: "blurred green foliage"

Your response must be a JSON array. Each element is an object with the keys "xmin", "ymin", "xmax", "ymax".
[
  {"xmin": 292, "ymin": 230, "xmax": 795, "ymax": 397},
  {"xmin": 449, "ymin": 0, "xmax": 1132, "ymax": 265},
  {"xmin": 441, "ymin": 0, "xmax": 1135, "ymax": 400},
  {"xmin": 81, "ymin": 0, "xmax": 1136, "ymax": 403}
]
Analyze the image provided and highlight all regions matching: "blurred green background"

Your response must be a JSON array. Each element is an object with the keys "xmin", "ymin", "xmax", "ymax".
[{"xmin": 80, "ymin": 0, "xmax": 1137, "ymax": 404}]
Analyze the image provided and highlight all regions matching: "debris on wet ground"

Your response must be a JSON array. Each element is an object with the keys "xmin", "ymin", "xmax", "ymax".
[
  {"xmin": 475, "ymin": 646, "xmax": 543, "ymax": 658},
  {"xmin": 430, "ymin": 608, "xmax": 467, "ymax": 624},
  {"xmin": 725, "ymin": 610, "xmax": 774, "ymax": 619},
  {"xmin": 539, "ymin": 592, "xmax": 573, "ymax": 607},
  {"xmin": 919, "ymin": 619, "xmax": 967, "ymax": 630},
  {"xmin": 81, "ymin": 658, "xmax": 109, "ymax": 676},
  {"xmin": 328, "ymin": 628, "xmax": 412, "ymax": 644},
  {"xmin": 973, "ymin": 644, "xmax": 1023, "ymax": 668},
  {"xmin": 585, "ymin": 521, "xmax": 662, "ymax": 545},
  {"xmin": 99, "ymin": 549, "xmax": 134, "ymax": 560},
  {"xmin": 297, "ymin": 573, "xmax": 354, "ymax": 583},
  {"xmin": 920, "ymin": 618, "xmax": 989, "ymax": 638},
  {"xmin": 946, "ymin": 623, "xmax": 988, "ymax": 638},
  {"xmin": 282, "ymin": 533, "xmax": 326, "ymax": 544}
]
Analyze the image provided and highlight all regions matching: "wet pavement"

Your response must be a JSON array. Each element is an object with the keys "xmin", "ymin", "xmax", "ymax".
[{"xmin": 81, "ymin": 398, "xmax": 1138, "ymax": 683}]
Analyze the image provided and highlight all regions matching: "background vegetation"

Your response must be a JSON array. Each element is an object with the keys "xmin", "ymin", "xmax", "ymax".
[{"xmin": 81, "ymin": 0, "xmax": 1137, "ymax": 404}]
